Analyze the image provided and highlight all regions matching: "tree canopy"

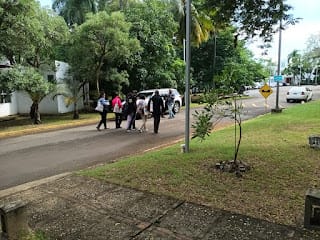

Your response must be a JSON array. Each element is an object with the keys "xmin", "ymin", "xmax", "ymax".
[{"xmin": 68, "ymin": 11, "xmax": 141, "ymax": 95}]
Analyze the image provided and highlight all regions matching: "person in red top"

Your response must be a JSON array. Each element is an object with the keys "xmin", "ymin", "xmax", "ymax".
[{"xmin": 111, "ymin": 94, "xmax": 123, "ymax": 128}]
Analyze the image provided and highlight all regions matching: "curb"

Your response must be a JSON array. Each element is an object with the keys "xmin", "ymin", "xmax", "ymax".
[{"xmin": 0, "ymin": 172, "xmax": 71, "ymax": 198}]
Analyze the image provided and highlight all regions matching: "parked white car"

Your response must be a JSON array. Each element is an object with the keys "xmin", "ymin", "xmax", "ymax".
[
  {"xmin": 137, "ymin": 88, "xmax": 183, "ymax": 113},
  {"xmin": 286, "ymin": 86, "xmax": 313, "ymax": 103}
]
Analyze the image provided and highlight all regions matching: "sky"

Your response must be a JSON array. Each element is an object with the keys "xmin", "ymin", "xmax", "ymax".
[
  {"xmin": 38, "ymin": 0, "xmax": 52, "ymax": 8},
  {"xmin": 39, "ymin": 0, "xmax": 320, "ymax": 64},
  {"xmin": 248, "ymin": 0, "xmax": 320, "ymax": 63}
]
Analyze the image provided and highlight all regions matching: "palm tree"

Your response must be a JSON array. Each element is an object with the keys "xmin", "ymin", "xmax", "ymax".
[
  {"xmin": 54, "ymin": 75, "xmax": 85, "ymax": 119},
  {"xmin": 287, "ymin": 50, "xmax": 302, "ymax": 85},
  {"xmin": 52, "ymin": 0, "xmax": 98, "ymax": 26},
  {"xmin": 169, "ymin": 0, "xmax": 214, "ymax": 47}
]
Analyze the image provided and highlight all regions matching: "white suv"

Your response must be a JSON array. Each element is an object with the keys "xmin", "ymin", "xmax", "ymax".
[{"xmin": 137, "ymin": 88, "xmax": 183, "ymax": 113}]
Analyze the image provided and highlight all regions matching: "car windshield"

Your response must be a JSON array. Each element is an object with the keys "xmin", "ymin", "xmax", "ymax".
[
  {"xmin": 138, "ymin": 92, "xmax": 153, "ymax": 98},
  {"xmin": 290, "ymin": 87, "xmax": 304, "ymax": 92}
]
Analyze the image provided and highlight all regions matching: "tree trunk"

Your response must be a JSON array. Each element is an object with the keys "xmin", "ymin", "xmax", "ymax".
[
  {"xmin": 73, "ymin": 102, "xmax": 79, "ymax": 119},
  {"xmin": 30, "ymin": 102, "xmax": 41, "ymax": 124}
]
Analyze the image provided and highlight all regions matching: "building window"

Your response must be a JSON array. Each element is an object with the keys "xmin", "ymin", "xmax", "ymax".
[
  {"xmin": 47, "ymin": 74, "xmax": 55, "ymax": 83},
  {"xmin": 0, "ymin": 91, "xmax": 11, "ymax": 103}
]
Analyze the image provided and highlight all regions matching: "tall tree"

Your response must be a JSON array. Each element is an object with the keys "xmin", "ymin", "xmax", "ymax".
[
  {"xmin": 203, "ymin": 0, "xmax": 294, "ymax": 43},
  {"xmin": 68, "ymin": 11, "xmax": 141, "ymax": 94},
  {"xmin": 0, "ymin": 0, "xmax": 69, "ymax": 68},
  {"xmin": 169, "ymin": 0, "xmax": 214, "ymax": 46},
  {"xmin": 0, "ymin": 0, "xmax": 39, "ymax": 65},
  {"xmin": 52, "ymin": 0, "xmax": 98, "ymax": 26},
  {"xmin": 124, "ymin": 0, "xmax": 183, "ymax": 91},
  {"xmin": 283, "ymin": 50, "xmax": 302, "ymax": 85}
]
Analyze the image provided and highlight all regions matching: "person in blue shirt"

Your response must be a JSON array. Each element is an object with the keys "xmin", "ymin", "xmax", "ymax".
[{"xmin": 96, "ymin": 92, "xmax": 110, "ymax": 131}]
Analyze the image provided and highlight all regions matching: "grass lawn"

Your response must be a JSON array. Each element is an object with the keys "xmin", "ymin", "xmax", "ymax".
[
  {"xmin": 80, "ymin": 100, "xmax": 320, "ymax": 227},
  {"xmin": 0, "ymin": 112, "xmax": 102, "ymax": 138}
]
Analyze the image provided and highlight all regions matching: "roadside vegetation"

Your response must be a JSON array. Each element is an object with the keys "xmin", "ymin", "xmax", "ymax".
[
  {"xmin": 0, "ymin": 103, "xmax": 203, "ymax": 138},
  {"xmin": 80, "ymin": 100, "xmax": 320, "ymax": 227},
  {"xmin": 0, "ymin": 112, "xmax": 99, "ymax": 138}
]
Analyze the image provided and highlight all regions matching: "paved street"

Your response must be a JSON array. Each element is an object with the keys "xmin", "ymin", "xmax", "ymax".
[{"xmin": 0, "ymin": 85, "xmax": 319, "ymax": 190}]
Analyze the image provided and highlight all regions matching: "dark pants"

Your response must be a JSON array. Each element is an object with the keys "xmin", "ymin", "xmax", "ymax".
[
  {"xmin": 97, "ymin": 110, "xmax": 107, "ymax": 129},
  {"xmin": 129, "ymin": 113, "xmax": 136, "ymax": 129},
  {"xmin": 153, "ymin": 114, "xmax": 161, "ymax": 133},
  {"xmin": 115, "ymin": 112, "xmax": 122, "ymax": 128}
]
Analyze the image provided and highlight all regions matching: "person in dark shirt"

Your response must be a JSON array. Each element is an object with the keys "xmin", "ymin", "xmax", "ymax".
[
  {"xmin": 125, "ymin": 92, "xmax": 137, "ymax": 132},
  {"xmin": 148, "ymin": 90, "xmax": 164, "ymax": 134}
]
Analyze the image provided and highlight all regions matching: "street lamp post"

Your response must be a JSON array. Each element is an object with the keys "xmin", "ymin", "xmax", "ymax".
[
  {"xmin": 299, "ymin": 65, "xmax": 302, "ymax": 86},
  {"xmin": 184, "ymin": 0, "xmax": 191, "ymax": 153},
  {"xmin": 272, "ymin": 19, "xmax": 282, "ymax": 113}
]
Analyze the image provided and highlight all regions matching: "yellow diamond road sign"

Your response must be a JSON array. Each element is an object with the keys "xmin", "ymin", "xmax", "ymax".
[{"xmin": 259, "ymin": 84, "xmax": 273, "ymax": 99}]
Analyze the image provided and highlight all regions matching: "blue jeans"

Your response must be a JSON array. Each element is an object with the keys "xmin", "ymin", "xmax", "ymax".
[{"xmin": 168, "ymin": 103, "xmax": 174, "ymax": 118}]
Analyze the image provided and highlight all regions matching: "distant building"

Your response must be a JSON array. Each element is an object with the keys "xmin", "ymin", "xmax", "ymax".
[{"xmin": 0, "ymin": 61, "xmax": 84, "ymax": 118}]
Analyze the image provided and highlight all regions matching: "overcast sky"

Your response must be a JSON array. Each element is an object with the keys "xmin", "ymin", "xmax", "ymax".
[
  {"xmin": 39, "ymin": 0, "xmax": 320, "ymax": 64},
  {"xmin": 248, "ymin": 0, "xmax": 320, "ymax": 63}
]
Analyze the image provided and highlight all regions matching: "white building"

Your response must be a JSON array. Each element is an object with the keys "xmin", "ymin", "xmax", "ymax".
[{"xmin": 0, "ymin": 61, "xmax": 84, "ymax": 118}]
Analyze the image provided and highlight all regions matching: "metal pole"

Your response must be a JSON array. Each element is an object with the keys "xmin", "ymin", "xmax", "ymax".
[
  {"xmin": 212, "ymin": 34, "xmax": 216, "ymax": 89},
  {"xmin": 274, "ymin": 19, "xmax": 282, "ymax": 112},
  {"xmin": 184, "ymin": 0, "xmax": 191, "ymax": 152},
  {"xmin": 299, "ymin": 65, "xmax": 302, "ymax": 86}
]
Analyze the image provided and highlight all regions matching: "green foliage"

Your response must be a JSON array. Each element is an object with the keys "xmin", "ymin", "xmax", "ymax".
[
  {"xmin": 192, "ymin": 28, "xmax": 269, "ymax": 91},
  {"xmin": 192, "ymin": 89, "xmax": 226, "ymax": 141},
  {"xmin": 0, "ymin": 0, "xmax": 40, "ymax": 64},
  {"xmin": 1, "ymin": 65, "xmax": 56, "ymax": 123},
  {"xmin": 124, "ymin": 0, "xmax": 182, "ymax": 91},
  {"xmin": 23, "ymin": 230, "xmax": 47, "ymax": 240},
  {"xmin": 192, "ymin": 109, "xmax": 213, "ymax": 141},
  {"xmin": 5, "ymin": 65, "xmax": 55, "ymax": 103},
  {"xmin": 54, "ymin": 69, "xmax": 85, "ymax": 119},
  {"xmin": 0, "ymin": 1, "xmax": 69, "ymax": 68},
  {"xmin": 203, "ymin": 0, "xmax": 295, "ymax": 42},
  {"xmin": 68, "ymin": 11, "xmax": 141, "ymax": 94},
  {"xmin": 52, "ymin": 0, "xmax": 98, "ymax": 26},
  {"xmin": 170, "ymin": 0, "xmax": 214, "ymax": 46}
]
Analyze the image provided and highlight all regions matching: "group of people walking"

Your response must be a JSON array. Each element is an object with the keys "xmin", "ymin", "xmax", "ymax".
[{"xmin": 96, "ymin": 89, "xmax": 176, "ymax": 134}]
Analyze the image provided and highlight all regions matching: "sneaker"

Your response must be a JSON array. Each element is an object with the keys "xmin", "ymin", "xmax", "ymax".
[
  {"xmin": 96, "ymin": 127, "xmax": 101, "ymax": 131},
  {"xmin": 139, "ymin": 129, "xmax": 143, "ymax": 133},
  {"xmin": 126, "ymin": 129, "xmax": 131, "ymax": 133}
]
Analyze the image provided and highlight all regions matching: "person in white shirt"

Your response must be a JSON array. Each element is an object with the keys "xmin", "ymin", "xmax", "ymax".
[{"xmin": 137, "ymin": 95, "xmax": 148, "ymax": 132}]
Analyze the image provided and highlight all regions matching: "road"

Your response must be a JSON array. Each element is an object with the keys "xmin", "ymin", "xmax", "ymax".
[{"xmin": 0, "ymin": 85, "xmax": 319, "ymax": 190}]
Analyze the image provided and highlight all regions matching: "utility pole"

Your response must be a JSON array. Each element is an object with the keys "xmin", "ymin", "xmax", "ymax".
[
  {"xmin": 272, "ymin": 19, "xmax": 282, "ymax": 113},
  {"xmin": 184, "ymin": 0, "xmax": 191, "ymax": 153}
]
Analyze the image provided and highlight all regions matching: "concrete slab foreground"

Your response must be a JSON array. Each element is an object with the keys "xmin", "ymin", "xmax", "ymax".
[{"xmin": 0, "ymin": 174, "xmax": 319, "ymax": 239}]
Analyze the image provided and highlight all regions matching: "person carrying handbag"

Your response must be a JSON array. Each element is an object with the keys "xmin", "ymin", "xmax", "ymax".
[
  {"xmin": 96, "ymin": 92, "xmax": 110, "ymax": 131},
  {"xmin": 112, "ymin": 94, "xmax": 123, "ymax": 128}
]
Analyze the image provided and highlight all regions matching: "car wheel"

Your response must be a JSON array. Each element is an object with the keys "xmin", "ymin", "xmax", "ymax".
[{"xmin": 174, "ymin": 102, "xmax": 180, "ymax": 113}]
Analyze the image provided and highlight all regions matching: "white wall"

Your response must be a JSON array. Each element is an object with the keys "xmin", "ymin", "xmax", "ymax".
[
  {"xmin": 0, "ymin": 61, "xmax": 85, "ymax": 117},
  {"xmin": 0, "ymin": 92, "xmax": 18, "ymax": 117}
]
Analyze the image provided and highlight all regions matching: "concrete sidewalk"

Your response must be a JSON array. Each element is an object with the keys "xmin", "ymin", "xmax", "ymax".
[{"xmin": 0, "ymin": 174, "xmax": 319, "ymax": 239}]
